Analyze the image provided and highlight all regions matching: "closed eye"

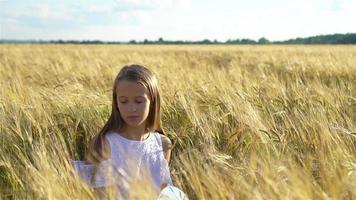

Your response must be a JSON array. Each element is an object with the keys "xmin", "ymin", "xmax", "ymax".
[{"xmin": 119, "ymin": 101, "xmax": 143, "ymax": 104}]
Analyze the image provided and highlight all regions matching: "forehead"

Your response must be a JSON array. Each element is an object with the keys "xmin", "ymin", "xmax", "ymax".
[{"xmin": 116, "ymin": 80, "xmax": 149, "ymax": 98}]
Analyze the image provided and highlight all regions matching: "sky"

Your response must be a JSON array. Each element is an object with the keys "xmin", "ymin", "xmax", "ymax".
[{"xmin": 1, "ymin": 0, "xmax": 355, "ymax": 42}]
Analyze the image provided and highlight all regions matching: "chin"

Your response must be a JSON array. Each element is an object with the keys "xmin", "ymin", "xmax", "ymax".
[{"xmin": 125, "ymin": 120, "xmax": 144, "ymax": 127}]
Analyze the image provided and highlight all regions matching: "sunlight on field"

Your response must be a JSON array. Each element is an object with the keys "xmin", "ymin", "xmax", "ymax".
[{"xmin": 0, "ymin": 44, "xmax": 355, "ymax": 199}]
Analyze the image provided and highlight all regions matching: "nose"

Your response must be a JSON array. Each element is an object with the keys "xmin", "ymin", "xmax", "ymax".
[{"xmin": 128, "ymin": 104, "xmax": 137, "ymax": 112}]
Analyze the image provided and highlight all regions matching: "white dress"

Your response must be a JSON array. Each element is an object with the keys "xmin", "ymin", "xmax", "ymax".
[{"xmin": 71, "ymin": 131, "xmax": 173, "ymax": 199}]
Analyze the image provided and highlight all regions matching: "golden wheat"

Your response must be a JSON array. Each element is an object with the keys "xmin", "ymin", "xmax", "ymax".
[{"xmin": 0, "ymin": 44, "xmax": 355, "ymax": 199}]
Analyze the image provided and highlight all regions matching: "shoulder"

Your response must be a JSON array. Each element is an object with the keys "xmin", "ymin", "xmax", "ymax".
[
  {"xmin": 102, "ymin": 134, "xmax": 112, "ymax": 157},
  {"xmin": 86, "ymin": 133, "xmax": 112, "ymax": 162},
  {"xmin": 159, "ymin": 134, "xmax": 172, "ymax": 150}
]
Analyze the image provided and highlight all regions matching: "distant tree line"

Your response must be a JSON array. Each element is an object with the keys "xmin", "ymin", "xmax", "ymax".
[
  {"xmin": 275, "ymin": 33, "xmax": 356, "ymax": 44},
  {"xmin": 1, "ymin": 33, "xmax": 355, "ymax": 44}
]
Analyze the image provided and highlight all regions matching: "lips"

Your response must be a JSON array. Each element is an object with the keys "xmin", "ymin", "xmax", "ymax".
[{"xmin": 126, "ymin": 116, "xmax": 139, "ymax": 120}]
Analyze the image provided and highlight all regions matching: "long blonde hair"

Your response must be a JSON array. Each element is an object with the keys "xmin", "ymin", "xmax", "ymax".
[{"xmin": 86, "ymin": 64, "xmax": 165, "ymax": 164}]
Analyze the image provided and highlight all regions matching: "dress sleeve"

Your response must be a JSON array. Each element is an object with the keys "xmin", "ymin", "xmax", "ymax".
[{"xmin": 71, "ymin": 159, "xmax": 115, "ymax": 188}]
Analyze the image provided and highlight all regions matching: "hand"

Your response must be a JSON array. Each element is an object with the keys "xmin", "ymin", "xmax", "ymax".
[{"xmin": 160, "ymin": 183, "xmax": 168, "ymax": 191}]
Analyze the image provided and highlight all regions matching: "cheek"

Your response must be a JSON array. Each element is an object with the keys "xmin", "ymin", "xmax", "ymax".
[
  {"xmin": 116, "ymin": 102, "xmax": 127, "ymax": 113},
  {"xmin": 141, "ymin": 102, "xmax": 150, "ymax": 113},
  {"xmin": 116, "ymin": 101, "xmax": 122, "ymax": 111},
  {"xmin": 139, "ymin": 103, "xmax": 150, "ymax": 117}
]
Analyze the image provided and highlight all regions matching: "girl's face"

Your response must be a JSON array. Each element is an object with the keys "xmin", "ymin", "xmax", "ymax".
[{"xmin": 116, "ymin": 80, "xmax": 151, "ymax": 128}]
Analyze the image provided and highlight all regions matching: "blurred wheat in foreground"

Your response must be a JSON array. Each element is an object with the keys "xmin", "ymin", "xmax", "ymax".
[{"xmin": 0, "ymin": 44, "xmax": 355, "ymax": 199}]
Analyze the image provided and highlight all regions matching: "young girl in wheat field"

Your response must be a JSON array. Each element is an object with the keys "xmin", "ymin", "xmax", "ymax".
[{"xmin": 71, "ymin": 64, "xmax": 183, "ymax": 200}]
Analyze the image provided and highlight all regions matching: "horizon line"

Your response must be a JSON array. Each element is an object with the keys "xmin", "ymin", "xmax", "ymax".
[{"xmin": 2, "ymin": 33, "xmax": 355, "ymax": 43}]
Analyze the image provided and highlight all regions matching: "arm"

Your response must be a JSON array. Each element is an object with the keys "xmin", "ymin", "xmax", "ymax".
[
  {"xmin": 160, "ymin": 135, "xmax": 173, "ymax": 190},
  {"xmin": 74, "ymin": 137, "xmax": 113, "ymax": 191},
  {"xmin": 160, "ymin": 135, "xmax": 172, "ymax": 163},
  {"xmin": 94, "ymin": 187, "xmax": 107, "ymax": 199},
  {"xmin": 93, "ymin": 185, "xmax": 116, "ymax": 199},
  {"xmin": 92, "ymin": 137, "xmax": 113, "ymax": 194}
]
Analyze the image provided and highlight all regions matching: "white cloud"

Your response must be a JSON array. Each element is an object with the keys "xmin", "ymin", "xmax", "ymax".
[
  {"xmin": 2, "ymin": 3, "xmax": 74, "ymax": 22},
  {"xmin": 337, "ymin": 0, "xmax": 356, "ymax": 12},
  {"xmin": 87, "ymin": 5, "xmax": 115, "ymax": 14},
  {"xmin": 115, "ymin": 0, "xmax": 176, "ymax": 10},
  {"xmin": 0, "ymin": 0, "xmax": 354, "ymax": 41}
]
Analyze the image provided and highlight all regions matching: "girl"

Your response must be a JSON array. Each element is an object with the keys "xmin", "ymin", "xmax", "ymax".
[{"xmin": 72, "ymin": 64, "xmax": 174, "ymax": 199}]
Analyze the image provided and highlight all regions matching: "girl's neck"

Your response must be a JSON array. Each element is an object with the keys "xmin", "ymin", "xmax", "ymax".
[{"xmin": 116, "ymin": 125, "xmax": 150, "ymax": 141}]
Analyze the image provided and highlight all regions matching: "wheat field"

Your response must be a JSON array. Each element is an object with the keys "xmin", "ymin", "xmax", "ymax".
[{"xmin": 0, "ymin": 44, "xmax": 355, "ymax": 199}]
